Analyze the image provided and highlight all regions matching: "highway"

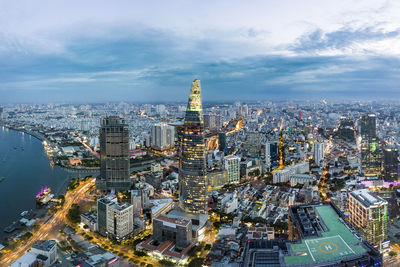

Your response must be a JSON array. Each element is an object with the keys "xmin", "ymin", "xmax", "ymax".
[{"xmin": 1, "ymin": 179, "xmax": 95, "ymax": 266}]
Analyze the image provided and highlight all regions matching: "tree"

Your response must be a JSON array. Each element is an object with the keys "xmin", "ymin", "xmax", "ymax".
[
  {"xmin": 158, "ymin": 259, "xmax": 175, "ymax": 266},
  {"xmin": 389, "ymin": 250, "xmax": 397, "ymax": 257},
  {"xmin": 188, "ymin": 258, "xmax": 205, "ymax": 267},
  {"xmin": 66, "ymin": 204, "xmax": 80, "ymax": 224}
]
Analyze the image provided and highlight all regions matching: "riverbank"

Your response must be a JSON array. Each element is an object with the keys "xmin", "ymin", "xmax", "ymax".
[
  {"xmin": 1, "ymin": 122, "xmax": 101, "ymax": 173},
  {"xmin": 0, "ymin": 126, "xmax": 98, "ymax": 238}
]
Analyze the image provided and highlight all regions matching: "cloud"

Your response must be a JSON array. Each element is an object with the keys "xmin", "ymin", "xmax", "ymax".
[
  {"xmin": 291, "ymin": 26, "xmax": 400, "ymax": 56},
  {"xmin": 1, "ymin": 0, "xmax": 400, "ymax": 103}
]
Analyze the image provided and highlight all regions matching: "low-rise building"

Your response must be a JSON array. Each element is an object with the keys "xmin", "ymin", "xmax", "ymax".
[
  {"xmin": 81, "ymin": 211, "xmax": 98, "ymax": 232},
  {"xmin": 11, "ymin": 240, "xmax": 57, "ymax": 267},
  {"xmin": 64, "ymin": 245, "xmax": 119, "ymax": 266}
]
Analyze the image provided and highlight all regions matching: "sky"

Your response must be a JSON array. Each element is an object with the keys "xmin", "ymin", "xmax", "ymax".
[{"xmin": 1, "ymin": 0, "xmax": 400, "ymax": 103}]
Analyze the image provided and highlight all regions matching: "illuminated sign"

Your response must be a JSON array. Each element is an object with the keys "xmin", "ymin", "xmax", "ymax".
[
  {"xmin": 370, "ymin": 142, "xmax": 376, "ymax": 152},
  {"xmin": 108, "ymin": 258, "xmax": 119, "ymax": 264}
]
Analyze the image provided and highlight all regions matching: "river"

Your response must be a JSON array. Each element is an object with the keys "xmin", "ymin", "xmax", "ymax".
[{"xmin": 0, "ymin": 126, "xmax": 98, "ymax": 234}]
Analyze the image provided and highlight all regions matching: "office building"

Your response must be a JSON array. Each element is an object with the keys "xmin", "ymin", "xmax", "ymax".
[
  {"xmin": 314, "ymin": 142, "xmax": 325, "ymax": 166},
  {"xmin": 383, "ymin": 146, "xmax": 398, "ymax": 182},
  {"xmin": 245, "ymin": 132, "xmax": 261, "ymax": 157},
  {"xmin": 179, "ymin": 79, "xmax": 208, "ymax": 214},
  {"xmin": 348, "ymin": 189, "xmax": 388, "ymax": 250},
  {"xmin": 360, "ymin": 114, "xmax": 381, "ymax": 178},
  {"xmin": 96, "ymin": 116, "xmax": 131, "ymax": 192},
  {"xmin": 218, "ymin": 132, "xmax": 227, "ymax": 152},
  {"xmin": 153, "ymin": 215, "xmax": 192, "ymax": 250},
  {"xmin": 335, "ymin": 117, "xmax": 355, "ymax": 142},
  {"xmin": 151, "ymin": 123, "xmax": 175, "ymax": 151},
  {"xmin": 97, "ymin": 195, "xmax": 133, "ymax": 240},
  {"xmin": 224, "ymin": 155, "xmax": 240, "ymax": 183}
]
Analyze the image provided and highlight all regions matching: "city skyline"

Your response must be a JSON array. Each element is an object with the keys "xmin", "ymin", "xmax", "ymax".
[
  {"xmin": 2, "ymin": 0, "xmax": 400, "ymax": 103},
  {"xmin": 1, "ymin": 2, "xmax": 399, "ymax": 266}
]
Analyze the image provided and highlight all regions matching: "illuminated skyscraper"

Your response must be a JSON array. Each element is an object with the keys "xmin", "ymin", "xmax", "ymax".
[
  {"xmin": 383, "ymin": 146, "xmax": 398, "ymax": 182},
  {"xmin": 360, "ymin": 114, "xmax": 381, "ymax": 178},
  {"xmin": 96, "ymin": 116, "xmax": 131, "ymax": 192},
  {"xmin": 179, "ymin": 79, "xmax": 208, "ymax": 214},
  {"xmin": 348, "ymin": 189, "xmax": 388, "ymax": 250}
]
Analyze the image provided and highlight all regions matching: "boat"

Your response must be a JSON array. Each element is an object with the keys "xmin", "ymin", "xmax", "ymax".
[
  {"xmin": 20, "ymin": 210, "xmax": 28, "ymax": 217},
  {"xmin": 36, "ymin": 186, "xmax": 53, "ymax": 206},
  {"xmin": 0, "ymin": 177, "xmax": 5, "ymax": 182}
]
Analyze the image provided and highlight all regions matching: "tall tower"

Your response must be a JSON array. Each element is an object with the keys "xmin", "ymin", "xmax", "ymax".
[
  {"xmin": 179, "ymin": 79, "xmax": 208, "ymax": 214},
  {"xmin": 96, "ymin": 116, "xmax": 131, "ymax": 192},
  {"xmin": 360, "ymin": 114, "xmax": 381, "ymax": 178},
  {"xmin": 383, "ymin": 146, "xmax": 398, "ymax": 182}
]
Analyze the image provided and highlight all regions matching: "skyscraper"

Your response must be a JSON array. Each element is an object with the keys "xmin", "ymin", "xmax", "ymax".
[
  {"xmin": 179, "ymin": 79, "xmax": 208, "ymax": 214},
  {"xmin": 383, "ymin": 146, "xmax": 398, "ymax": 182},
  {"xmin": 218, "ymin": 132, "xmax": 226, "ymax": 152},
  {"xmin": 348, "ymin": 189, "xmax": 388, "ymax": 250},
  {"xmin": 151, "ymin": 123, "xmax": 175, "ymax": 151},
  {"xmin": 360, "ymin": 114, "xmax": 381, "ymax": 178},
  {"xmin": 96, "ymin": 116, "xmax": 131, "ymax": 192},
  {"xmin": 314, "ymin": 142, "xmax": 325, "ymax": 166}
]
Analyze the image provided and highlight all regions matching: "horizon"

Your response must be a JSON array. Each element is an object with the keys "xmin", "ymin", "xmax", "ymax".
[{"xmin": 1, "ymin": 1, "xmax": 400, "ymax": 103}]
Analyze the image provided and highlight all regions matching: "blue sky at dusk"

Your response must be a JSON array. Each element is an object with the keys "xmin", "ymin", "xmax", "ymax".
[{"xmin": 1, "ymin": 0, "xmax": 400, "ymax": 103}]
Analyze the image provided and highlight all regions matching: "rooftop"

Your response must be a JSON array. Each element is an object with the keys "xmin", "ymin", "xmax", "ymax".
[
  {"xmin": 98, "ymin": 194, "xmax": 117, "ymax": 205},
  {"xmin": 285, "ymin": 204, "xmax": 367, "ymax": 265},
  {"xmin": 350, "ymin": 189, "xmax": 387, "ymax": 208},
  {"xmin": 32, "ymin": 240, "xmax": 56, "ymax": 252},
  {"xmin": 156, "ymin": 215, "xmax": 191, "ymax": 227}
]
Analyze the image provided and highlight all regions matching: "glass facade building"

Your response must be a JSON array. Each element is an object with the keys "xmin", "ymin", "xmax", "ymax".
[
  {"xmin": 179, "ymin": 79, "xmax": 208, "ymax": 214},
  {"xmin": 96, "ymin": 116, "xmax": 131, "ymax": 192},
  {"xmin": 383, "ymin": 146, "xmax": 398, "ymax": 182},
  {"xmin": 360, "ymin": 114, "xmax": 381, "ymax": 178}
]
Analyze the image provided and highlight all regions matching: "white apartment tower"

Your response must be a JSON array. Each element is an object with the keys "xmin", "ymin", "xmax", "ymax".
[{"xmin": 224, "ymin": 155, "xmax": 241, "ymax": 183}]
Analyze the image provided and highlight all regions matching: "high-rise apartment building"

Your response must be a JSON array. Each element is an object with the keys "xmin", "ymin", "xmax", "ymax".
[
  {"xmin": 314, "ymin": 142, "xmax": 325, "ymax": 166},
  {"xmin": 265, "ymin": 141, "xmax": 272, "ymax": 168},
  {"xmin": 204, "ymin": 114, "xmax": 222, "ymax": 131},
  {"xmin": 383, "ymin": 146, "xmax": 398, "ymax": 182},
  {"xmin": 97, "ymin": 195, "xmax": 133, "ymax": 240},
  {"xmin": 224, "ymin": 155, "xmax": 240, "ymax": 183},
  {"xmin": 179, "ymin": 79, "xmax": 208, "ymax": 214},
  {"xmin": 348, "ymin": 189, "xmax": 388, "ymax": 250},
  {"xmin": 151, "ymin": 123, "xmax": 175, "ymax": 151},
  {"xmin": 360, "ymin": 114, "xmax": 381, "ymax": 178},
  {"xmin": 96, "ymin": 116, "xmax": 131, "ymax": 192}
]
